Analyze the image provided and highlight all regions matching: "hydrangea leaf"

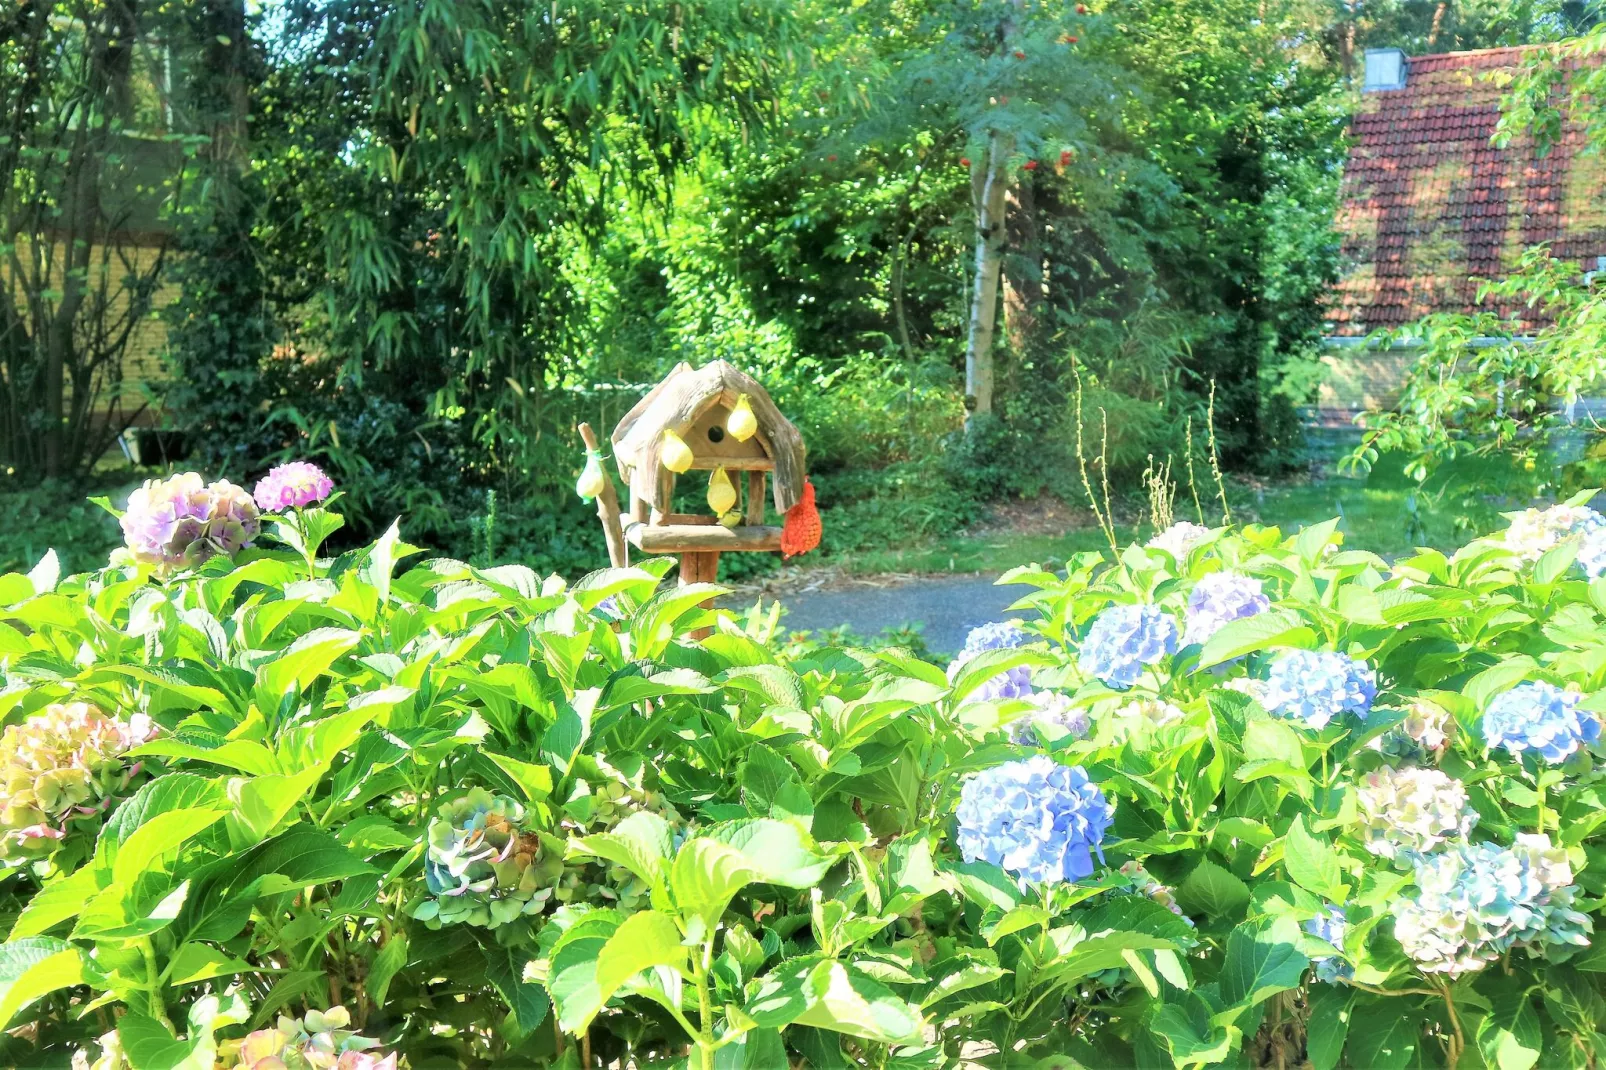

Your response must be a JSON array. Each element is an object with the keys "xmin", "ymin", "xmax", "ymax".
[
  {"xmin": 1217, "ymin": 916, "xmax": 1309, "ymax": 1015},
  {"xmin": 1177, "ymin": 858, "xmax": 1251, "ymax": 919},
  {"xmin": 1283, "ymin": 815, "xmax": 1347, "ymax": 902},
  {"xmin": 594, "ymin": 909, "xmax": 688, "ymax": 1007},
  {"xmin": 1343, "ymin": 998, "xmax": 1420, "ymax": 1070},
  {"xmin": 1477, "ymin": 984, "xmax": 1542, "ymax": 1070},
  {"xmin": 1305, "ymin": 984, "xmax": 1353, "ymax": 1070},
  {"xmin": 0, "ymin": 938, "xmax": 83, "ymax": 1030},
  {"xmin": 1197, "ymin": 609, "xmax": 1314, "ymax": 670},
  {"xmin": 115, "ymin": 1009, "xmax": 196, "ymax": 1070},
  {"xmin": 1150, "ymin": 990, "xmax": 1236, "ymax": 1067},
  {"xmin": 707, "ymin": 819, "xmax": 835, "ymax": 888},
  {"xmin": 670, "ymin": 839, "xmax": 761, "ymax": 925},
  {"xmin": 748, "ymin": 959, "xmax": 924, "ymax": 1045}
]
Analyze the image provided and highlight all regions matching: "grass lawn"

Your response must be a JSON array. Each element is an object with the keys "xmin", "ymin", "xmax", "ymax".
[{"xmin": 828, "ymin": 452, "xmax": 1544, "ymax": 576}]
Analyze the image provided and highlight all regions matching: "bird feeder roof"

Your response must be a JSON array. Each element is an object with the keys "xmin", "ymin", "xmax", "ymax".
[{"xmin": 612, "ymin": 360, "xmax": 807, "ymax": 513}]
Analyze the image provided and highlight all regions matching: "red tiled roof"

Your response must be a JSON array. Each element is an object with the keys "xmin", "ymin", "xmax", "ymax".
[{"xmin": 1329, "ymin": 46, "xmax": 1606, "ymax": 337}]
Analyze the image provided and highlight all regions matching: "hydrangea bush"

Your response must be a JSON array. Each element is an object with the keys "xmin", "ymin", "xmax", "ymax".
[{"xmin": 5, "ymin": 480, "xmax": 1606, "ymax": 1067}]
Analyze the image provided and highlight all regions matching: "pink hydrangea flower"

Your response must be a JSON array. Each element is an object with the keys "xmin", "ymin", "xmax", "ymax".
[
  {"xmin": 121, "ymin": 473, "xmax": 261, "ymax": 568},
  {"xmin": 253, "ymin": 461, "xmax": 335, "ymax": 511}
]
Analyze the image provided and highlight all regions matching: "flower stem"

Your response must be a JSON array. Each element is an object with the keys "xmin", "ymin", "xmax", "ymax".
[{"xmin": 140, "ymin": 937, "xmax": 173, "ymax": 1030}]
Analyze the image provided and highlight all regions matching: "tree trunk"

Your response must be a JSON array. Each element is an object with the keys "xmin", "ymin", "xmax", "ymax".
[
  {"xmin": 1002, "ymin": 173, "xmax": 1043, "ymax": 352},
  {"xmin": 963, "ymin": 132, "xmax": 1010, "ymax": 423}
]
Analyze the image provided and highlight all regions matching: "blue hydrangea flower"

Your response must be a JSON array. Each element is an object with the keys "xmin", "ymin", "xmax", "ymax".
[
  {"xmin": 1183, "ymin": 571, "xmax": 1270, "ymax": 647},
  {"xmin": 1077, "ymin": 604, "xmax": 1179, "ymax": 689},
  {"xmin": 955, "ymin": 757, "xmax": 1113, "ymax": 886},
  {"xmin": 1393, "ymin": 835, "xmax": 1592, "ymax": 976},
  {"xmin": 1262, "ymin": 650, "xmax": 1376, "ymax": 729},
  {"xmin": 947, "ymin": 621, "xmax": 1034, "ymax": 701},
  {"xmin": 1304, "ymin": 905, "xmax": 1353, "ymax": 983},
  {"xmin": 1484, "ymin": 682, "xmax": 1601, "ymax": 764},
  {"xmin": 1581, "ymin": 529, "xmax": 1606, "ymax": 579}
]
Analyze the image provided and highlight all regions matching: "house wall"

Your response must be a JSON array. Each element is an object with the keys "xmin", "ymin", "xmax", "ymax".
[{"xmin": 1, "ymin": 237, "xmax": 177, "ymax": 423}]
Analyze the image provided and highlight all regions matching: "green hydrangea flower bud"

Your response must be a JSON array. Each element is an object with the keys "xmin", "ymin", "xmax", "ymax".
[{"xmin": 415, "ymin": 788, "xmax": 562, "ymax": 929}]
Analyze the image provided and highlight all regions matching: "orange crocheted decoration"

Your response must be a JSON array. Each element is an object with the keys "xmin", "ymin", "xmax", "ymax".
[{"xmin": 781, "ymin": 479, "xmax": 821, "ymax": 558}]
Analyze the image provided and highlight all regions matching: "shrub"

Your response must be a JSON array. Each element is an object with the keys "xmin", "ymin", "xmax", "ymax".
[{"xmin": 1, "ymin": 480, "xmax": 1606, "ymax": 1067}]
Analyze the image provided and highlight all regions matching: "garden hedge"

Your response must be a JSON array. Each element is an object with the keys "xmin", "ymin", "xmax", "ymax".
[{"xmin": 4, "ymin": 468, "xmax": 1606, "ymax": 1069}]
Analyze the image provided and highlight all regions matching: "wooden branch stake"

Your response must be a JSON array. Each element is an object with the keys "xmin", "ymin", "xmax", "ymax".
[{"xmin": 578, "ymin": 422, "xmax": 628, "ymax": 569}]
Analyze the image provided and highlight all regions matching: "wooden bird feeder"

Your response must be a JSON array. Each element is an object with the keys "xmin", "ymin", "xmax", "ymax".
[{"xmin": 580, "ymin": 361, "xmax": 808, "ymax": 593}]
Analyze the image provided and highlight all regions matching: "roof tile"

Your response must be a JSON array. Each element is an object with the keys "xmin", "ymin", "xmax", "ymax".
[{"xmin": 1331, "ymin": 45, "xmax": 1606, "ymax": 336}]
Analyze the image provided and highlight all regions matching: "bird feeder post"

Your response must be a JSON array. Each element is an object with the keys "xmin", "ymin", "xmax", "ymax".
[
  {"xmin": 594, "ymin": 360, "xmax": 820, "ymax": 635},
  {"xmin": 576, "ymin": 422, "xmax": 627, "ymax": 569}
]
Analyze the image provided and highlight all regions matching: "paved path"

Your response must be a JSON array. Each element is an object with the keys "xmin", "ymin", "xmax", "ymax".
[{"xmin": 753, "ymin": 575, "xmax": 1024, "ymax": 653}]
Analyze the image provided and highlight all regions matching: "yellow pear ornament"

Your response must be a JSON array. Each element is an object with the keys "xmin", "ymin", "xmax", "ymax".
[
  {"xmin": 661, "ymin": 429, "xmax": 694, "ymax": 473},
  {"xmin": 727, "ymin": 394, "xmax": 758, "ymax": 442},
  {"xmin": 706, "ymin": 466, "xmax": 738, "ymax": 514},
  {"xmin": 575, "ymin": 449, "xmax": 607, "ymax": 501}
]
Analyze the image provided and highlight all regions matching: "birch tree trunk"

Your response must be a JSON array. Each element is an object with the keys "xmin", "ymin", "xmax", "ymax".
[{"xmin": 963, "ymin": 131, "xmax": 1010, "ymax": 423}]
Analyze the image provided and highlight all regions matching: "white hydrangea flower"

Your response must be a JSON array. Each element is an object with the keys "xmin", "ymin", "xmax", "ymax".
[
  {"xmin": 1503, "ymin": 505, "xmax": 1604, "ymax": 563},
  {"xmin": 1354, "ymin": 767, "xmax": 1477, "ymax": 863}
]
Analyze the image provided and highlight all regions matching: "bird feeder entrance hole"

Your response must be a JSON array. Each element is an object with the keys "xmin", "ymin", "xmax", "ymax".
[{"xmin": 575, "ymin": 362, "xmax": 815, "ymax": 627}]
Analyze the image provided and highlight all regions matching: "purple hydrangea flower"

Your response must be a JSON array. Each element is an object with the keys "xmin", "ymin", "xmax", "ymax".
[
  {"xmin": 956, "ymin": 756, "xmax": 1112, "ymax": 886},
  {"xmin": 121, "ymin": 473, "xmax": 261, "ymax": 569},
  {"xmin": 1262, "ymin": 650, "xmax": 1376, "ymax": 729},
  {"xmin": 253, "ymin": 461, "xmax": 335, "ymax": 512},
  {"xmin": 1077, "ymin": 604, "xmax": 1179, "ymax": 689},
  {"xmin": 1183, "ymin": 571, "xmax": 1270, "ymax": 647},
  {"xmin": 947, "ymin": 621, "xmax": 1035, "ymax": 702},
  {"xmin": 1304, "ymin": 905, "xmax": 1352, "ymax": 983},
  {"xmin": 1483, "ymin": 682, "xmax": 1601, "ymax": 764}
]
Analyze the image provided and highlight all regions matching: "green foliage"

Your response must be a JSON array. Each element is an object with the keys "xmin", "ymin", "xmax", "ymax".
[{"xmin": 2, "ymin": 489, "xmax": 1606, "ymax": 1065}]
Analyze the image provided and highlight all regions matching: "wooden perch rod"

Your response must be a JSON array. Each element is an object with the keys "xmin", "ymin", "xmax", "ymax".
[{"xmin": 625, "ymin": 522, "xmax": 783, "ymax": 553}]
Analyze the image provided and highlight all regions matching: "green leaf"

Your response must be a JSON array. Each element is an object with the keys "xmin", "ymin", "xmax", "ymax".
[
  {"xmin": 239, "ymin": 826, "xmax": 379, "ymax": 894},
  {"xmin": 129, "ymin": 739, "xmax": 280, "ymax": 777},
  {"xmin": 1241, "ymin": 716, "xmax": 1306, "ymax": 766},
  {"xmin": 1344, "ymin": 1001, "xmax": 1420, "ymax": 1070},
  {"xmin": 571, "ymin": 812, "xmax": 673, "ymax": 888},
  {"xmin": 748, "ymin": 959, "xmax": 924, "ymax": 1045},
  {"xmin": 1218, "ymin": 916, "xmax": 1309, "ymax": 1013},
  {"xmin": 1197, "ymin": 609, "xmax": 1315, "ymax": 668},
  {"xmin": 112, "ymin": 808, "xmax": 229, "ymax": 888},
  {"xmin": 11, "ymin": 864, "xmax": 100, "ymax": 937},
  {"xmin": 594, "ymin": 910, "xmax": 688, "ymax": 1008},
  {"xmin": 0, "ymin": 937, "xmax": 83, "ymax": 1029},
  {"xmin": 257, "ymin": 627, "xmax": 362, "ymax": 697},
  {"xmin": 1306, "ymin": 985, "xmax": 1353, "ymax": 1070},
  {"xmin": 481, "ymin": 939, "xmax": 548, "ymax": 1034},
  {"xmin": 1151, "ymin": 991, "xmax": 1235, "ymax": 1067},
  {"xmin": 1294, "ymin": 518, "xmax": 1341, "ymax": 566},
  {"xmin": 1478, "ymin": 985, "xmax": 1542, "ymax": 1070},
  {"xmin": 1176, "ymin": 858, "xmax": 1251, "ymax": 919},
  {"xmin": 550, "ymin": 932, "xmax": 615, "ymax": 1034},
  {"xmin": 486, "ymin": 752, "xmax": 554, "ymax": 802},
  {"xmin": 948, "ymin": 860, "xmax": 1023, "ymax": 912},
  {"xmin": 117, "ymin": 1009, "xmax": 197, "ymax": 1070},
  {"xmin": 231, "ymin": 770, "xmax": 323, "ymax": 841},
  {"xmin": 165, "ymin": 943, "xmax": 254, "ymax": 986},
  {"xmin": 1283, "ymin": 815, "xmax": 1347, "ymax": 902},
  {"xmin": 367, "ymin": 934, "xmax": 408, "ymax": 1008},
  {"xmin": 670, "ymin": 839, "xmax": 761, "ymax": 925},
  {"xmin": 707, "ymin": 819, "xmax": 835, "ymax": 887}
]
